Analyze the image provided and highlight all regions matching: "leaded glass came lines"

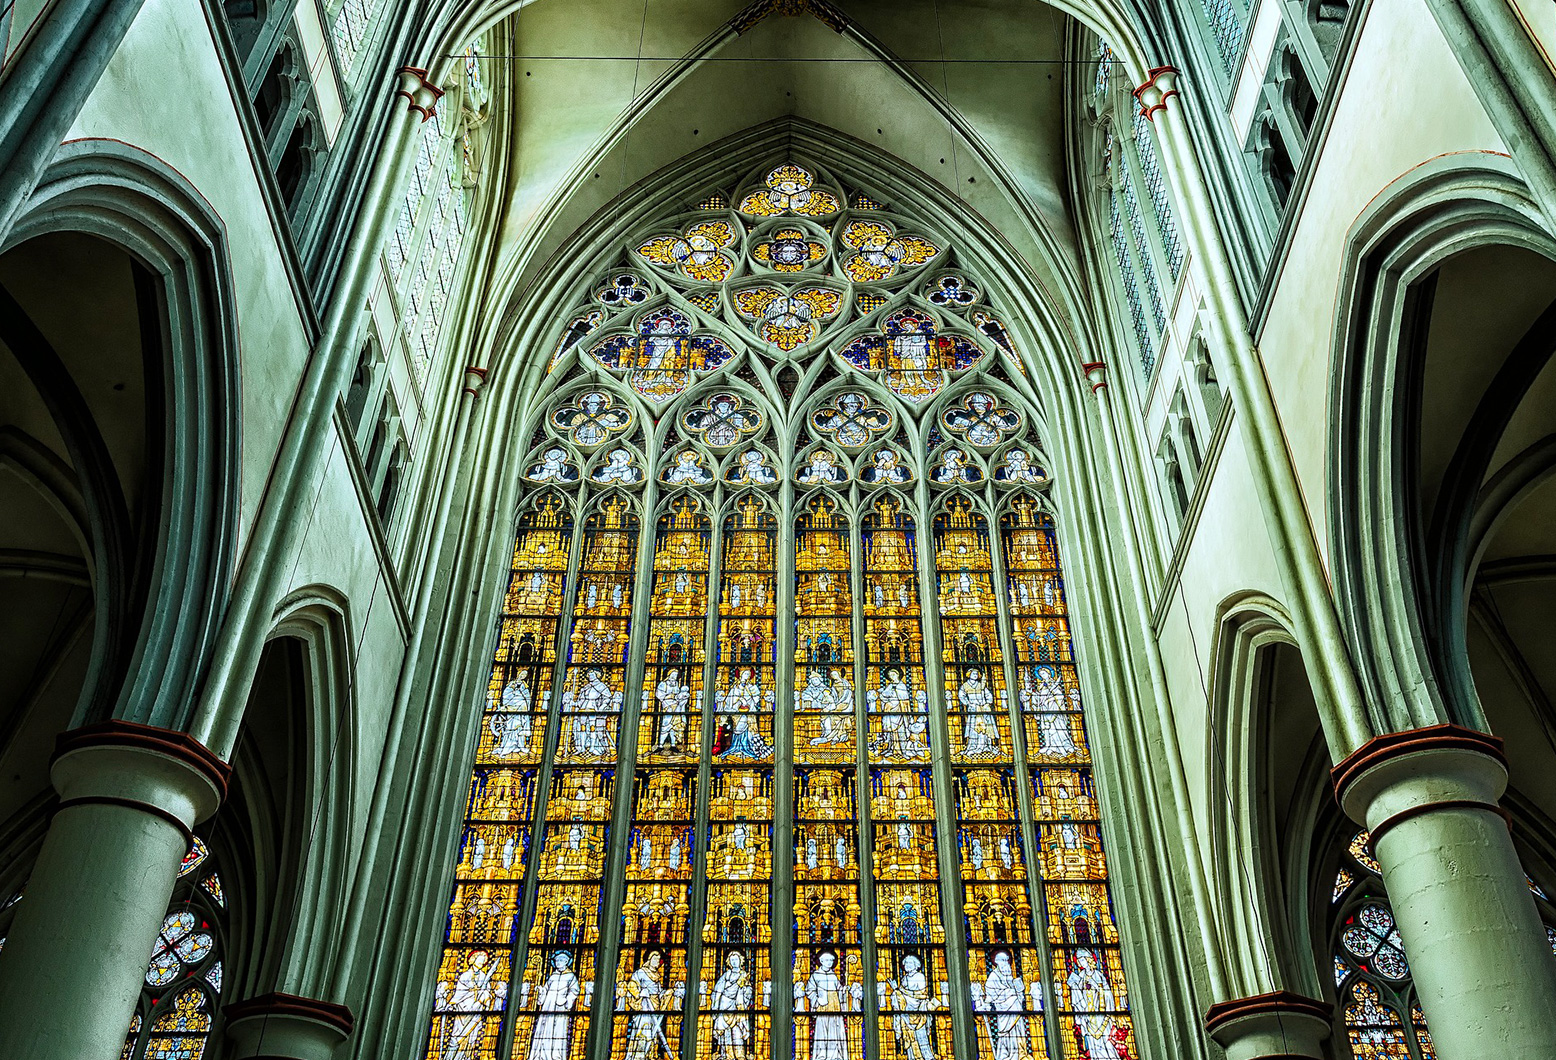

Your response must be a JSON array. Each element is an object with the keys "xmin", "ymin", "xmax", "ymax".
[
  {"xmin": 792, "ymin": 767, "xmax": 865, "ymax": 1060},
  {"xmin": 422, "ymin": 157, "xmax": 1148, "ymax": 1060},
  {"xmin": 1121, "ymin": 178, "xmax": 1166, "ymax": 335},
  {"xmin": 638, "ymin": 501, "xmax": 710, "ymax": 764},
  {"xmin": 611, "ymin": 769, "xmax": 697, "ymax": 1059},
  {"xmin": 1108, "ymin": 193, "xmax": 1155, "ymax": 375},
  {"xmin": 1201, "ymin": 0, "xmax": 1245, "ymax": 73},
  {"xmin": 714, "ymin": 499, "xmax": 778, "ymax": 762},
  {"xmin": 698, "ymin": 767, "xmax": 774, "ymax": 1060},
  {"xmin": 1130, "ymin": 110, "xmax": 1184, "ymax": 280},
  {"xmin": 795, "ymin": 497, "xmax": 855, "ymax": 763},
  {"xmin": 862, "ymin": 498, "xmax": 928, "ymax": 765},
  {"xmin": 1002, "ymin": 500, "xmax": 1136, "ymax": 1058}
]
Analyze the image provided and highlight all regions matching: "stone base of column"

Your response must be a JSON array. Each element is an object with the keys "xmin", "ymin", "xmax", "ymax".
[
  {"xmin": 224, "ymin": 992, "xmax": 355, "ymax": 1060},
  {"xmin": 1204, "ymin": 991, "xmax": 1330, "ymax": 1060}
]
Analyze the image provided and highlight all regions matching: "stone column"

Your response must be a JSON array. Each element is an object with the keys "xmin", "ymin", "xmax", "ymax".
[
  {"xmin": 1334, "ymin": 724, "xmax": 1556, "ymax": 1059},
  {"xmin": 225, "ymin": 992, "xmax": 355, "ymax": 1060},
  {"xmin": 0, "ymin": 721, "xmax": 228, "ymax": 1060},
  {"xmin": 1203, "ymin": 991, "xmax": 1330, "ymax": 1060}
]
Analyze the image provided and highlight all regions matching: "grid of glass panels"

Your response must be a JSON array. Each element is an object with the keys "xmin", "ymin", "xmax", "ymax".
[
  {"xmin": 426, "ymin": 496, "xmax": 570, "ymax": 1060},
  {"xmin": 1002, "ymin": 498, "xmax": 1136, "ymax": 1058}
]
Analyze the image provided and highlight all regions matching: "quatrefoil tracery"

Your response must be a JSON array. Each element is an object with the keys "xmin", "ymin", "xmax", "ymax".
[
  {"xmin": 680, "ymin": 393, "xmax": 765, "ymax": 448},
  {"xmin": 731, "ymin": 284, "xmax": 843, "ymax": 352},
  {"xmin": 940, "ymin": 392, "xmax": 1023, "ymax": 448},
  {"xmin": 810, "ymin": 391, "xmax": 894, "ymax": 449},
  {"xmin": 550, "ymin": 391, "xmax": 634, "ymax": 447},
  {"xmin": 637, "ymin": 219, "xmax": 740, "ymax": 284},
  {"xmin": 838, "ymin": 219, "xmax": 939, "ymax": 283}
]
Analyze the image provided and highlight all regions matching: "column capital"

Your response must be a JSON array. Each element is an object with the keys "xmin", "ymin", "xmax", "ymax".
[
  {"xmin": 1081, "ymin": 360, "xmax": 1107, "ymax": 392},
  {"xmin": 1204, "ymin": 991, "xmax": 1331, "ymax": 1060},
  {"xmin": 1332, "ymin": 723, "xmax": 1508, "ymax": 836},
  {"xmin": 225, "ymin": 992, "xmax": 355, "ymax": 1060},
  {"xmin": 51, "ymin": 720, "xmax": 230, "ymax": 834},
  {"xmin": 462, "ymin": 365, "xmax": 489, "ymax": 398},
  {"xmin": 394, "ymin": 66, "xmax": 445, "ymax": 123},
  {"xmin": 1132, "ymin": 66, "xmax": 1181, "ymax": 121}
]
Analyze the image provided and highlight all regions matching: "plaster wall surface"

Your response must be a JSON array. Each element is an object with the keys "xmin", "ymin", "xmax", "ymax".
[
  {"xmin": 66, "ymin": 0, "xmax": 318, "ymax": 554},
  {"xmin": 1252, "ymin": 0, "xmax": 1506, "ymax": 569},
  {"xmin": 1155, "ymin": 414, "xmax": 1288, "ymax": 853}
]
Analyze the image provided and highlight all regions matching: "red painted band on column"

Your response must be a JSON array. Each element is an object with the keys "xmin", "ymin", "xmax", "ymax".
[
  {"xmin": 54, "ymin": 720, "xmax": 232, "ymax": 799},
  {"xmin": 1204, "ymin": 990, "xmax": 1330, "ymax": 1033},
  {"xmin": 53, "ymin": 795, "xmax": 193, "ymax": 845},
  {"xmin": 1330, "ymin": 722, "xmax": 1505, "ymax": 803},
  {"xmin": 1368, "ymin": 798, "xmax": 1511, "ymax": 848},
  {"xmin": 394, "ymin": 66, "xmax": 445, "ymax": 123},
  {"xmin": 225, "ymin": 991, "xmax": 356, "ymax": 1034},
  {"xmin": 1132, "ymin": 66, "xmax": 1181, "ymax": 121}
]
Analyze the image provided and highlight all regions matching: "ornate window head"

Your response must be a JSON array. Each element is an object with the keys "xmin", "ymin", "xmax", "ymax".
[
  {"xmin": 737, "ymin": 163, "xmax": 842, "ymax": 218},
  {"xmin": 637, "ymin": 220, "xmax": 740, "ymax": 284},
  {"xmin": 425, "ymin": 159, "xmax": 1146, "ymax": 1060}
]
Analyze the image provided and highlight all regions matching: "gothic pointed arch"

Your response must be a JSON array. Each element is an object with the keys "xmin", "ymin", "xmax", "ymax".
[{"xmin": 417, "ymin": 142, "xmax": 1151, "ymax": 1060}]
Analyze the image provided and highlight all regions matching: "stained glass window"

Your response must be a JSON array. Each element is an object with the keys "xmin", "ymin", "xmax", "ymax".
[
  {"xmin": 330, "ymin": 0, "xmax": 378, "ymax": 78},
  {"xmin": 1092, "ymin": 43, "xmax": 1185, "ymax": 380},
  {"xmin": 1328, "ymin": 833, "xmax": 1432, "ymax": 1060},
  {"xmin": 1130, "ymin": 109, "xmax": 1184, "ymax": 281},
  {"xmin": 426, "ymin": 158, "xmax": 1141, "ymax": 1060},
  {"xmin": 121, "ymin": 838, "xmax": 224, "ymax": 1060},
  {"xmin": 1201, "ymin": 0, "xmax": 1245, "ymax": 73}
]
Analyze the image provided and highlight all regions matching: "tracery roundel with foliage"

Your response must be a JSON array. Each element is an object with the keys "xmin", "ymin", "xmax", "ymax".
[{"xmin": 423, "ymin": 160, "xmax": 1141, "ymax": 1060}]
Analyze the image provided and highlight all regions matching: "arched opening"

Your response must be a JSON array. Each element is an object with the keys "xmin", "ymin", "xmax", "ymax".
[{"xmin": 0, "ymin": 231, "xmax": 158, "ymax": 867}]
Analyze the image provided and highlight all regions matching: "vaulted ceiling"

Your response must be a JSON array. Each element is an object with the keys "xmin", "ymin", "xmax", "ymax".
[{"xmin": 483, "ymin": 0, "xmax": 1086, "ymax": 317}]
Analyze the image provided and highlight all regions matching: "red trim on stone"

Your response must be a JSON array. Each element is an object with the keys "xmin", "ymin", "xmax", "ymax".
[
  {"xmin": 1132, "ymin": 66, "xmax": 1181, "ymax": 121},
  {"xmin": 1204, "ymin": 990, "xmax": 1330, "ymax": 1033},
  {"xmin": 1081, "ymin": 361, "xmax": 1107, "ymax": 392},
  {"xmin": 1331, "ymin": 723, "xmax": 1505, "ymax": 802},
  {"xmin": 54, "ymin": 721, "xmax": 231, "ymax": 798},
  {"xmin": 225, "ymin": 992, "xmax": 356, "ymax": 1035}
]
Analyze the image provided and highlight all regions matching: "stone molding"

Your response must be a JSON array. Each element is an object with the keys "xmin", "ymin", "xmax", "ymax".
[
  {"xmin": 1082, "ymin": 360, "xmax": 1108, "ymax": 393},
  {"xmin": 50, "ymin": 720, "xmax": 230, "ymax": 834},
  {"xmin": 1331, "ymin": 723, "xmax": 1509, "ymax": 832},
  {"xmin": 1204, "ymin": 990, "xmax": 1331, "ymax": 1060},
  {"xmin": 394, "ymin": 67, "xmax": 444, "ymax": 123},
  {"xmin": 225, "ymin": 991, "xmax": 355, "ymax": 1060},
  {"xmin": 462, "ymin": 365, "xmax": 489, "ymax": 399}
]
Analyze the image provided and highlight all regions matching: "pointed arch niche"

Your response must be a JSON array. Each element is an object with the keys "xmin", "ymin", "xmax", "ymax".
[{"xmin": 422, "ymin": 150, "xmax": 1143, "ymax": 1060}]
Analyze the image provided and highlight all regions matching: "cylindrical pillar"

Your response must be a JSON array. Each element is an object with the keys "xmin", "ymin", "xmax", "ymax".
[
  {"xmin": 1334, "ymin": 724, "xmax": 1556, "ymax": 1059},
  {"xmin": 0, "ymin": 721, "xmax": 228, "ymax": 1060},
  {"xmin": 225, "ymin": 992, "xmax": 355, "ymax": 1060},
  {"xmin": 1203, "ymin": 991, "xmax": 1330, "ymax": 1060}
]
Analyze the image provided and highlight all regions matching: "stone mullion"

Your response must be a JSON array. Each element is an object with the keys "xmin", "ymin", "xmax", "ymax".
[
  {"xmin": 770, "ymin": 478, "xmax": 796, "ymax": 1060},
  {"xmin": 984, "ymin": 487, "xmax": 1065, "ymax": 1060},
  {"xmin": 586, "ymin": 480, "xmax": 659, "ymax": 1060},
  {"xmin": 850, "ymin": 484, "xmax": 883, "ymax": 1060},
  {"xmin": 914, "ymin": 484, "xmax": 978, "ymax": 1060},
  {"xmin": 499, "ymin": 493, "xmax": 589, "ymax": 1060},
  {"xmin": 681, "ymin": 483, "xmax": 725, "ymax": 1060}
]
